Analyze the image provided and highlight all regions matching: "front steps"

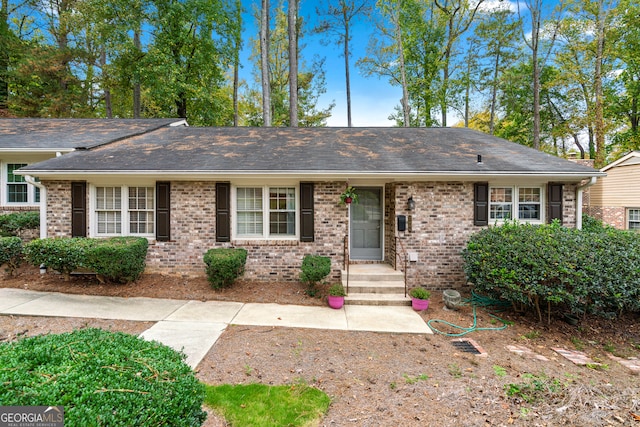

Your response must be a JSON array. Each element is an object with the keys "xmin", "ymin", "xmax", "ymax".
[{"xmin": 341, "ymin": 264, "xmax": 411, "ymax": 306}]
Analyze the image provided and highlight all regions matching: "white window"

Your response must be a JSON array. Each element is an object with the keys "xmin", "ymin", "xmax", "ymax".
[
  {"xmin": 235, "ymin": 186, "xmax": 297, "ymax": 238},
  {"xmin": 93, "ymin": 186, "xmax": 154, "ymax": 236},
  {"xmin": 490, "ymin": 186, "xmax": 543, "ymax": 222},
  {"xmin": 628, "ymin": 209, "xmax": 640, "ymax": 231},
  {"xmin": 4, "ymin": 163, "xmax": 39, "ymax": 205}
]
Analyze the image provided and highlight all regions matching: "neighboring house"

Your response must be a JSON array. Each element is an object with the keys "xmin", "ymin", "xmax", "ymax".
[
  {"xmin": 15, "ymin": 123, "xmax": 603, "ymax": 288},
  {"xmin": 584, "ymin": 151, "xmax": 640, "ymax": 231},
  {"xmin": 0, "ymin": 118, "xmax": 184, "ymax": 217}
]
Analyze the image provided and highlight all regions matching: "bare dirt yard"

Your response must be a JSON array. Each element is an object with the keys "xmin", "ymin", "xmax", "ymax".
[{"xmin": 2, "ymin": 265, "xmax": 640, "ymax": 426}]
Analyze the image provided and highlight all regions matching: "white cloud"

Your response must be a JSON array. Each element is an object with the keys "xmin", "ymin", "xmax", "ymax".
[{"xmin": 477, "ymin": 0, "xmax": 518, "ymax": 13}]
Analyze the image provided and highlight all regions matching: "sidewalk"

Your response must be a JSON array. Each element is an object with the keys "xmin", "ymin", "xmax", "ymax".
[{"xmin": 0, "ymin": 288, "xmax": 432, "ymax": 368}]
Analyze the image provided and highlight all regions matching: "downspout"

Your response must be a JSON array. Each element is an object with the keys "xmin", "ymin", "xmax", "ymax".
[
  {"xmin": 25, "ymin": 175, "xmax": 47, "ymax": 239},
  {"xmin": 576, "ymin": 176, "xmax": 597, "ymax": 230}
]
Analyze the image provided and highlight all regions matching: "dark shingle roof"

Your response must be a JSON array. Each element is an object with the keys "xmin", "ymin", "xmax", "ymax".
[
  {"xmin": 0, "ymin": 118, "xmax": 183, "ymax": 150},
  {"xmin": 19, "ymin": 126, "xmax": 601, "ymax": 178}
]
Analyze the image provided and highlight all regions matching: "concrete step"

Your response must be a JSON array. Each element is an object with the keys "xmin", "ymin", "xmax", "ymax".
[
  {"xmin": 341, "ymin": 269, "xmax": 404, "ymax": 282},
  {"xmin": 345, "ymin": 293, "xmax": 411, "ymax": 306},
  {"xmin": 345, "ymin": 280, "xmax": 406, "ymax": 294}
]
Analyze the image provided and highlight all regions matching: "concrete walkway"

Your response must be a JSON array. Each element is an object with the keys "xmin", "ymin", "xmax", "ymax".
[{"xmin": 0, "ymin": 288, "xmax": 432, "ymax": 368}]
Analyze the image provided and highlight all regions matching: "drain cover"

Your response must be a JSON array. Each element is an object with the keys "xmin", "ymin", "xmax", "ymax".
[{"xmin": 451, "ymin": 339, "xmax": 481, "ymax": 354}]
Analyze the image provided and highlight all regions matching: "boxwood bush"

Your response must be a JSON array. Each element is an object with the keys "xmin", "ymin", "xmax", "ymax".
[
  {"xmin": 300, "ymin": 255, "xmax": 331, "ymax": 296},
  {"xmin": 462, "ymin": 220, "xmax": 640, "ymax": 322},
  {"xmin": 23, "ymin": 237, "xmax": 148, "ymax": 283},
  {"xmin": 0, "ymin": 211, "xmax": 39, "ymax": 237},
  {"xmin": 0, "ymin": 328, "xmax": 206, "ymax": 426},
  {"xmin": 203, "ymin": 248, "xmax": 248, "ymax": 289},
  {"xmin": 0, "ymin": 236, "xmax": 23, "ymax": 276}
]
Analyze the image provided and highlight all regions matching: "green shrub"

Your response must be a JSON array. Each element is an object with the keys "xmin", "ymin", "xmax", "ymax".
[
  {"xmin": 84, "ymin": 237, "xmax": 148, "ymax": 283},
  {"xmin": 462, "ymin": 221, "xmax": 640, "ymax": 322},
  {"xmin": 23, "ymin": 237, "xmax": 91, "ymax": 281},
  {"xmin": 0, "ymin": 211, "xmax": 39, "ymax": 236},
  {"xmin": 0, "ymin": 328, "xmax": 206, "ymax": 426},
  {"xmin": 203, "ymin": 248, "xmax": 248, "ymax": 289},
  {"xmin": 300, "ymin": 255, "xmax": 331, "ymax": 296},
  {"xmin": 0, "ymin": 236, "xmax": 23, "ymax": 276},
  {"xmin": 409, "ymin": 287, "xmax": 431, "ymax": 300},
  {"xmin": 328, "ymin": 283, "xmax": 347, "ymax": 296}
]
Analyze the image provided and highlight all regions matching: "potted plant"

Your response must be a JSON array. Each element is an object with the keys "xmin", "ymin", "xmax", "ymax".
[
  {"xmin": 327, "ymin": 283, "xmax": 347, "ymax": 309},
  {"xmin": 339, "ymin": 186, "xmax": 359, "ymax": 205},
  {"xmin": 409, "ymin": 287, "xmax": 431, "ymax": 311}
]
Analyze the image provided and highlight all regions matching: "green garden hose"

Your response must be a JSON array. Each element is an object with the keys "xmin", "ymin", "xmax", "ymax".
[{"xmin": 427, "ymin": 291, "xmax": 511, "ymax": 337}]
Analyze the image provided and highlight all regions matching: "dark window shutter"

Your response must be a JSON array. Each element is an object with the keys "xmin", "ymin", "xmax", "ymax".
[
  {"xmin": 216, "ymin": 182, "xmax": 231, "ymax": 242},
  {"xmin": 156, "ymin": 182, "xmax": 171, "ymax": 241},
  {"xmin": 71, "ymin": 181, "xmax": 86, "ymax": 237},
  {"xmin": 300, "ymin": 182, "xmax": 314, "ymax": 242},
  {"xmin": 474, "ymin": 182, "xmax": 489, "ymax": 226},
  {"xmin": 547, "ymin": 183, "xmax": 563, "ymax": 224}
]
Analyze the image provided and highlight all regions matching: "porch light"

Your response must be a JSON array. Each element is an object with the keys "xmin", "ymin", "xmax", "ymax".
[{"xmin": 408, "ymin": 196, "xmax": 416, "ymax": 211}]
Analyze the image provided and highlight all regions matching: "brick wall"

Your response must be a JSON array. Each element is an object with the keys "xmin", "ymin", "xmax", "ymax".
[
  {"xmin": 583, "ymin": 205, "xmax": 626, "ymax": 229},
  {"xmin": 43, "ymin": 178, "xmax": 581, "ymax": 288}
]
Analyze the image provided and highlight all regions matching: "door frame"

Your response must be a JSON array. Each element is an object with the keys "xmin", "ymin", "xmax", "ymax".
[{"xmin": 349, "ymin": 185, "xmax": 384, "ymax": 261}]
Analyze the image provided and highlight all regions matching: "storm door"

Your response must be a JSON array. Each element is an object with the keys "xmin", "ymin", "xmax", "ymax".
[{"xmin": 350, "ymin": 187, "xmax": 383, "ymax": 260}]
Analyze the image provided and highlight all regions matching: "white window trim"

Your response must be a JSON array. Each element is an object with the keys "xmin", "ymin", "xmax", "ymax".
[
  {"xmin": 2, "ymin": 162, "xmax": 40, "ymax": 206},
  {"xmin": 628, "ymin": 208, "xmax": 640, "ymax": 231},
  {"xmin": 89, "ymin": 185, "xmax": 156, "ymax": 238},
  {"xmin": 489, "ymin": 185, "xmax": 545, "ymax": 224},
  {"xmin": 231, "ymin": 184, "xmax": 299, "ymax": 240}
]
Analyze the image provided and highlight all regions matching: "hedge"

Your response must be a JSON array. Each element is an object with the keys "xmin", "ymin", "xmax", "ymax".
[
  {"xmin": 300, "ymin": 255, "xmax": 331, "ymax": 296},
  {"xmin": 462, "ymin": 220, "xmax": 640, "ymax": 322},
  {"xmin": 203, "ymin": 248, "xmax": 248, "ymax": 289},
  {"xmin": 0, "ymin": 328, "xmax": 206, "ymax": 426},
  {"xmin": 23, "ymin": 237, "xmax": 148, "ymax": 283},
  {"xmin": 0, "ymin": 211, "xmax": 39, "ymax": 236},
  {"xmin": 0, "ymin": 236, "xmax": 23, "ymax": 276}
]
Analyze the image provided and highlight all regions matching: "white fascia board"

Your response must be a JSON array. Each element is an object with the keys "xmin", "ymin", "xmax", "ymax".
[
  {"xmin": 600, "ymin": 151, "xmax": 640, "ymax": 172},
  {"xmin": 0, "ymin": 148, "xmax": 75, "ymax": 153},
  {"xmin": 14, "ymin": 169, "xmax": 606, "ymax": 183}
]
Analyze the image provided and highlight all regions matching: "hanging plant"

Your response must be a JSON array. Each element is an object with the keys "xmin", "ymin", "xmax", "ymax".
[{"xmin": 339, "ymin": 186, "xmax": 359, "ymax": 205}]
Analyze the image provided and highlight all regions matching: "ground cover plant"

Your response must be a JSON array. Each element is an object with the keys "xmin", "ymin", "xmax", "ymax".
[
  {"xmin": 0, "ymin": 328, "xmax": 206, "ymax": 426},
  {"xmin": 204, "ymin": 383, "xmax": 330, "ymax": 426}
]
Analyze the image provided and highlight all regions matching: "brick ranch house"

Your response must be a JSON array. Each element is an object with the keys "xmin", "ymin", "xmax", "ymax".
[{"xmin": 15, "ymin": 122, "xmax": 603, "ymax": 290}]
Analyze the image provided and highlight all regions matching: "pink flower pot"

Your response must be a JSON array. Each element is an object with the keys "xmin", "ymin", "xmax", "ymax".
[
  {"xmin": 327, "ymin": 295, "xmax": 345, "ymax": 309},
  {"xmin": 411, "ymin": 298, "xmax": 429, "ymax": 311}
]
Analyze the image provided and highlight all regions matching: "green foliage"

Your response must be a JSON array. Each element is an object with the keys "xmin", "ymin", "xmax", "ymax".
[
  {"xmin": 204, "ymin": 383, "xmax": 330, "ymax": 427},
  {"xmin": 504, "ymin": 373, "xmax": 564, "ymax": 403},
  {"xmin": 0, "ymin": 328, "xmax": 206, "ymax": 426},
  {"xmin": 462, "ymin": 221, "xmax": 640, "ymax": 322},
  {"xmin": 203, "ymin": 248, "xmax": 248, "ymax": 289},
  {"xmin": 0, "ymin": 236, "xmax": 23, "ymax": 275},
  {"xmin": 0, "ymin": 211, "xmax": 39, "ymax": 237},
  {"xmin": 23, "ymin": 237, "xmax": 90, "ymax": 280},
  {"xmin": 300, "ymin": 255, "xmax": 331, "ymax": 296},
  {"xmin": 581, "ymin": 213, "xmax": 614, "ymax": 233},
  {"xmin": 409, "ymin": 287, "xmax": 431, "ymax": 300},
  {"xmin": 339, "ymin": 186, "xmax": 359, "ymax": 205},
  {"xmin": 23, "ymin": 237, "xmax": 148, "ymax": 283},
  {"xmin": 328, "ymin": 283, "xmax": 346, "ymax": 296},
  {"xmin": 84, "ymin": 237, "xmax": 148, "ymax": 283}
]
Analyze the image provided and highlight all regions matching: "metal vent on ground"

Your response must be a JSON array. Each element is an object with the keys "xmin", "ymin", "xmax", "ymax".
[{"xmin": 451, "ymin": 339, "xmax": 482, "ymax": 354}]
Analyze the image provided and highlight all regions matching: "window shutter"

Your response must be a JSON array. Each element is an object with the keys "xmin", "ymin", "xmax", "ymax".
[
  {"xmin": 71, "ymin": 181, "xmax": 86, "ymax": 237},
  {"xmin": 300, "ymin": 182, "xmax": 314, "ymax": 242},
  {"xmin": 547, "ymin": 183, "xmax": 563, "ymax": 224},
  {"xmin": 216, "ymin": 182, "xmax": 231, "ymax": 242},
  {"xmin": 156, "ymin": 182, "xmax": 171, "ymax": 241},
  {"xmin": 474, "ymin": 182, "xmax": 489, "ymax": 226}
]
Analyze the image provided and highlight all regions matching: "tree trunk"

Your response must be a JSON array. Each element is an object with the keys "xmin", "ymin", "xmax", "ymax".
[
  {"xmin": 233, "ymin": 0, "xmax": 241, "ymax": 126},
  {"xmin": 260, "ymin": 0, "xmax": 271, "ymax": 127},
  {"xmin": 0, "ymin": 0, "xmax": 8, "ymax": 110},
  {"xmin": 101, "ymin": 50, "xmax": 112, "ymax": 118},
  {"xmin": 593, "ymin": 0, "xmax": 606, "ymax": 168},
  {"xmin": 133, "ymin": 29, "xmax": 141, "ymax": 118},
  {"xmin": 395, "ymin": 9, "xmax": 410, "ymax": 127},
  {"xmin": 489, "ymin": 52, "xmax": 500, "ymax": 134},
  {"xmin": 288, "ymin": 0, "xmax": 298, "ymax": 127},
  {"xmin": 343, "ymin": 7, "xmax": 352, "ymax": 128}
]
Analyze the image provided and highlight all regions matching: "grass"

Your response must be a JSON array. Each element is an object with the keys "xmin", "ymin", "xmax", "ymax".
[{"xmin": 204, "ymin": 383, "xmax": 330, "ymax": 427}]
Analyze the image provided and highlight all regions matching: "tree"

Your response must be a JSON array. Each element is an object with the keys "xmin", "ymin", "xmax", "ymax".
[
  {"xmin": 260, "ymin": 0, "xmax": 271, "ymax": 126},
  {"xmin": 288, "ymin": 0, "xmax": 298, "ymax": 126},
  {"xmin": 315, "ymin": 0, "xmax": 372, "ymax": 127}
]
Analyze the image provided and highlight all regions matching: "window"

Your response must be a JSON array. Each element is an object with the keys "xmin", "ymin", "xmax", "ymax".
[
  {"xmin": 489, "ymin": 186, "xmax": 543, "ymax": 222},
  {"xmin": 235, "ymin": 186, "xmax": 296, "ymax": 238},
  {"xmin": 94, "ymin": 186, "xmax": 154, "ymax": 236},
  {"xmin": 629, "ymin": 209, "xmax": 640, "ymax": 231}
]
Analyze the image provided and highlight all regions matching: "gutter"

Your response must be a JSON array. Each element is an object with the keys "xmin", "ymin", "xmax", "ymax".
[
  {"xmin": 576, "ymin": 176, "xmax": 598, "ymax": 230},
  {"xmin": 24, "ymin": 175, "xmax": 47, "ymax": 239}
]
